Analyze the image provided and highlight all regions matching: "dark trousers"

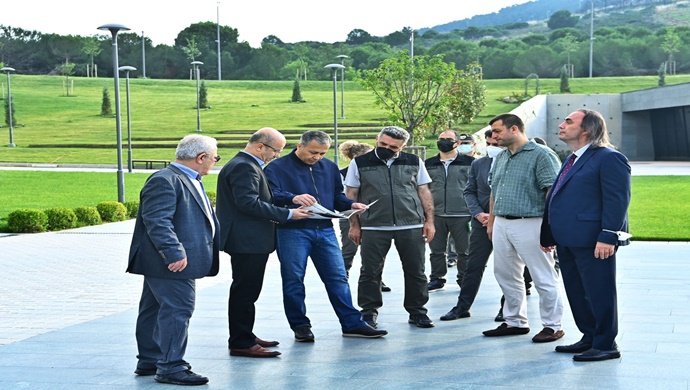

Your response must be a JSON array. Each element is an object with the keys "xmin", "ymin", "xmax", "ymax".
[
  {"xmin": 358, "ymin": 228, "xmax": 428, "ymax": 316},
  {"xmin": 456, "ymin": 219, "xmax": 493, "ymax": 312},
  {"xmin": 135, "ymin": 276, "xmax": 195, "ymax": 375},
  {"xmin": 558, "ymin": 245, "xmax": 619, "ymax": 350},
  {"xmin": 428, "ymin": 216, "xmax": 471, "ymax": 284},
  {"xmin": 340, "ymin": 218, "xmax": 358, "ymax": 272},
  {"xmin": 227, "ymin": 252, "xmax": 269, "ymax": 349}
]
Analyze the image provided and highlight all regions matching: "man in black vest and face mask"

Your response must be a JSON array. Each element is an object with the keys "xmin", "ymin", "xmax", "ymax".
[
  {"xmin": 424, "ymin": 131, "xmax": 475, "ymax": 292},
  {"xmin": 345, "ymin": 126, "xmax": 436, "ymax": 330}
]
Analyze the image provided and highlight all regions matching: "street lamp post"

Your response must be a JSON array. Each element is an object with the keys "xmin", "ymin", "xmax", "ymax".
[
  {"xmin": 336, "ymin": 55, "xmax": 348, "ymax": 119},
  {"xmin": 191, "ymin": 61, "xmax": 204, "ymax": 133},
  {"xmin": 1, "ymin": 66, "xmax": 16, "ymax": 147},
  {"xmin": 216, "ymin": 2, "xmax": 222, "ymax": 81},
  {"xmin": 141, "ymin": 31, "xmax": 147, "ymax": 78},
  {"xmin": 119, "ymin": 66, "xmax": 137, "ymax": 173},
  {"xmin": 324, "ymin": 63, "xmax": 345, "ymax": 166},
  {"xmin": 589, "ymin": 0, "xmax": 595, "ymax": 78},
  {"xmin": 98, "ymin": 23, "xmax": 130, "ymax": 203}
]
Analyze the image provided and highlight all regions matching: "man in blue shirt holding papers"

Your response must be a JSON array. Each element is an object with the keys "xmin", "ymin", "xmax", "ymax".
[{"xmin": 265, "ymin": 130, "xmax": 387, "ymax": 342}]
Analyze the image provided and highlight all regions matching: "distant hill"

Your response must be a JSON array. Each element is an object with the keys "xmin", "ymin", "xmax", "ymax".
[{"xmin": 423, "ymin": 0, "xmax": 682, "ymax": 33}]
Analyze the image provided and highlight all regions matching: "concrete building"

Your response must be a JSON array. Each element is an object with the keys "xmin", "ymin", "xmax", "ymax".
[{"xmin": 489, "ymin": 82, "xmax": 690, "ymax": 161}]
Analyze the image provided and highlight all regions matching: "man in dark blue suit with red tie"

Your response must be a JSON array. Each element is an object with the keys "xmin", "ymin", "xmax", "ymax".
[{"xmin": 541, "ymin": 109, "xmax": 631, "ymax": 362}]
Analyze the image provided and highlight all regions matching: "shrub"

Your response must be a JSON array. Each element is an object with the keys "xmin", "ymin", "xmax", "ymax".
[
  {"xmin": 101, "ymin": 87, "xmax": 112, "ymax": 116},
  {"xmin": 74, "ymin": 207, "xmax": 102, "ymax": 227},
  {"xmin": 123, "ymin": 201, "xmax": 140, "ymax": 218},
  {"xmin": 96, "ymin": 201, "xmax": 128, "ymax": 222},
  {"xmin": 45, "ymin": 207, "xmax": 78, "ymax": 231},
  {"xmin": 7, "ymin": 209, "xmax": 48, "ymax": 233},
  {"xmin": 205, "ymin": 191, "xmax": 216, "ymax": 207}
]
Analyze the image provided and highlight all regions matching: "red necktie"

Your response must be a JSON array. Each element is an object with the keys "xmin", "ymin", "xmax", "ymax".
[{"xmin": 552, "ymin": 154, "xmax": 576, "ymax": 194}]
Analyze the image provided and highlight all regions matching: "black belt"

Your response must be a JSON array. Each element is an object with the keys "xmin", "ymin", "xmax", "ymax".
[{"xmin": 500, "ymin": 215, "xmax": 537, "ymax": 220}]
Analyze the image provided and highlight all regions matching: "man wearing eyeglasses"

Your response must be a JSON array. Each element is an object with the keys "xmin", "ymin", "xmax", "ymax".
[
  {"xmin": 128, "ymin": 134, "xmax": 221, "ymax": 386},
  {"xmin": 216, "ymin": 127, "xmax": 311, "ymax": 358}
]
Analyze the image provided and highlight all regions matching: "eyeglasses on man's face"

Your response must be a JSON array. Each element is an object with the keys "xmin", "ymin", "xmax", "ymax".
[
  {"xmin": 199, "ymin": 153, "xmax": 221, "ymax": 162},
  {"xmin": 262, "ymin": 143, "xmax": 283, "ymax": 154}
]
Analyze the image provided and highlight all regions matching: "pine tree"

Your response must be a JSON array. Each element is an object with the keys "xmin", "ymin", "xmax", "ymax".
[
  {"xmin": 291, "ymin": 78, "xmax": 304, "ymax": 102},
  {"xmin": 101, "ymin": 87, "xmax": 112, "ymax": 116},
  {"xmin": 199, "ymin": 81, "xmax": 209, "ymax": 109},
  {"xmin": 559, "ymin": 65, "xmax": 571, "ymax": 93}
]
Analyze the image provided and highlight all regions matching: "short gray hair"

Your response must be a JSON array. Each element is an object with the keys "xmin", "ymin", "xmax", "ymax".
[
  {"xmin": 379, "ymin": 126, "xmax": 410, "ymax": 143},
  {"xmin": 299, "ymin": 130, "xmax": 332, "ymax": 146},
  {"xmin": 175, "ymin": 134, "xmax": 218, "ymax": 160}
]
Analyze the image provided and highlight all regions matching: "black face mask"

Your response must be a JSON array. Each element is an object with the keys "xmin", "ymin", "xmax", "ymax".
[
  {"xmin": 436, "ymin": 139, "xmax": 456, "ymax": 153},
  {"xmin": 375, "ymin": 147, "xmax": 396, "ymax": 161}
]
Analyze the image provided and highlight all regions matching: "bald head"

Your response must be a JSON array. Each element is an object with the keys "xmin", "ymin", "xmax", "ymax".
[{"xmin": 246, "ymin": 127, "xmax": 287, "ymax": 163}]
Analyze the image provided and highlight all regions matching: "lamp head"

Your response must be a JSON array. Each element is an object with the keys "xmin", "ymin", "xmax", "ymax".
[
  {"xmin": 191, "ymin": 61, "xmax": 204, "ymax": 66},
  {"xmin": 1, "ymin": 67, "xmax": 16, "ymax": 73},
  {"xmin": 324, "ymin": 64, "xmax": 345, "ymax": 70},
  {"xmin": 118, "ymin": 66, "xmax": 137, "ymax": 73},
  {"xmin": 97, "ymin": 23, "xmax": 131, "ymax": 37}
]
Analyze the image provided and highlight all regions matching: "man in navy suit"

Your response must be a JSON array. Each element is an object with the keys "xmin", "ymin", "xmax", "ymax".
[
  {"xmin": 128, "ymin": 134, "xmax": 221, "ymax": 385},
  {"xmin": 541, "ymin": 109, "xmax": 631, "ymax": 362},
  {"xmin": 216, "ymin": 127, "xmax": 311, "ymax": 358}
]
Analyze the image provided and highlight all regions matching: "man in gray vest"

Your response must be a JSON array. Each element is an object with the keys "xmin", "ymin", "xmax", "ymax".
[
  {"xmin": 345, "ymin": 126, "xmax": 436, "ymax": 329},
  {"xmin": 425, "ymin": 131, "xmax": 475, "ymax": 291}
]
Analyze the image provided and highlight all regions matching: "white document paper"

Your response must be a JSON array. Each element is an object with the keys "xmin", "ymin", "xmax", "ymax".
[{"xmin": 304, "ymin": 200, "xmax": 378, "ymax": 219}]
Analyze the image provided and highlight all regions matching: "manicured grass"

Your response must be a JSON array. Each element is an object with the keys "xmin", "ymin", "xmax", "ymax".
[
  {"xmin": 2, "ymin": 74, "xmax": 690, "ymax": 165},
  {"xmin": 1, "ymin": 171, "xmax": 687, "ymax": 240},
  {"xmin": 629, "ymin": 176, "xmax": 690, "ymax": 240}
]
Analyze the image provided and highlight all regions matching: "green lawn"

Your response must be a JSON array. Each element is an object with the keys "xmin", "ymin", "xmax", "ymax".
[{"xmin": 1, "ymin": 171, "xmax": 687, "ymax": 240}]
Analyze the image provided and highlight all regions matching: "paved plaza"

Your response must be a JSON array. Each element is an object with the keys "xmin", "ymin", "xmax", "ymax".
[{"xmin": 0, "ymin": 162, "xmax": 689, "ymax": 389}]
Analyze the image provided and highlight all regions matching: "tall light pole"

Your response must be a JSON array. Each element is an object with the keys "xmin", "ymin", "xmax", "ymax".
[
  {"xmin": 336, "ymin": 54, "xmax": 348, "ymax": 119},
  {"xmin": 191, "ymin": 61, "xmax": 204, "ymax": 133},
  {"xmin": 324, "ymin": 63, "xmax": 344, "ymax": 166},
  {"xmin": 1, "ymin": 67, "xmax": 16, "ymax": 147},
  {"xmin": 141, "ymin": 31, "xmax": 147, "ymax": 78},
  {"xmin": 119, "ymin": 66, "xmax": 136, "ymax": 173},
  {"xmin": 589, "ymin": 0, "xmax": 595, "ymax": 78},
  {"xmin": 216, "ymin": 2, "xmax": 222, "ymax": 81},
  {"xmin": 98, "ymin": 23, "xmax": 130, "ymax": 203}
]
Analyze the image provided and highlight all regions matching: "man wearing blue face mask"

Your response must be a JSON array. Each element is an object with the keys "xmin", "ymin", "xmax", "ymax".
[
  {"xmin": 424, "ymin": 131, "xmax": 475, "ymax": 292},
  {"xmin": 345, "ymin": 126, "xmax": 436, "ymax": 330}
]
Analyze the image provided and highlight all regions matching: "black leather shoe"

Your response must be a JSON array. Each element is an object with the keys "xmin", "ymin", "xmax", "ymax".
[
  {"xmin": 342, "ymin": 324, "xmax": 388, "ymax": 338},
  {"xmin": 362, "ymin": 312, "xmax": 378, "ymax": 328},
  {"xmin": 408, "ymin": 314, "xmax": 435, "ymax": 328},
  {"xmin": 440, "ymin": 307, "xmax": 470, "ymax": 321},
  {"xmin": 134, "ymin": 366, "xmax": 156, "ymax": 376},
  {"xmin": 293, "ymin": 326, "xmax": 315, "ymax": 342},
  {"xmin": 494, "ymin": 308, "xmax": 504, "ymax": 322},
  {"xmin": 555, "ymin": 340, "xmax": 592, "ymax": 353},
  {"xmin": 154, "ymin": 370, "xmax": 208, "ymax": 386},
  {"xmin": 381, "ymin": 282, "xmax": 391, "ymax": 292},
  {"xmin": 573, "ymin": 348, "xmax": 621, "ymax": 362},
  {"xmin": 483, "ymin": 323, "xmax": 530, "ymax": 337},
  {"xmin": 427, "ymin": 279, "xmax": 445, "ymax": 291}
]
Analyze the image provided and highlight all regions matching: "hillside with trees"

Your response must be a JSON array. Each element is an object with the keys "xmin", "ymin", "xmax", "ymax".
[{"xmin": 1, "ymin": 0, "xmax": 688, "ymax": 80}]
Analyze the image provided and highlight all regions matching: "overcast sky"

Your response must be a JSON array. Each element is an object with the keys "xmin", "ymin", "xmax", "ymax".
[{"xmin": 2, "ymin": 0, "xmax": 532, "ymax": 47}]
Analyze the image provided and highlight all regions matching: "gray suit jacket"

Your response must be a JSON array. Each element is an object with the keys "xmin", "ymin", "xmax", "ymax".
[
  {"xmin": 127, "ymin": 164, "xmax": 220, "ymax": 279},
  {"xmin": 216, "ymin": 152, "xmax": 290, "ymax": 254}
]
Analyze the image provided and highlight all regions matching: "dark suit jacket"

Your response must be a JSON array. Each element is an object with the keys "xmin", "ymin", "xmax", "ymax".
[
  {"xmin": 216, "ymin": 151, "xmax": 290, "ymax": 254},
  {"xmin": 541, "ymin": 146, "xmax": 631, "ymax": 248},
  {"xmin": 127, "ymin": 164, "xmax": 220, "ymax": 279}
]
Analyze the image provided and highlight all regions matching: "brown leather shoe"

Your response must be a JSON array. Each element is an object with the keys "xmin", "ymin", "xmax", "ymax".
[
  {"xmin": 255, "ymin": 337, "xmax": 279, "ymax": 348},
  {"xmin": 230, "ymin": 344, "xmax": 281, "ymax": 358},
  {"xmin": 532, "ymin": 327, "xmax": 565, "ymax": 343}
]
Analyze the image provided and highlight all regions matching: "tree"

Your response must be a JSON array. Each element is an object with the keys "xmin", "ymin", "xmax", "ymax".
[
  {"xmin": 198, "ymin": 81, "xmax": 209, "ymax": 108},
  {"xmin": 57, "ymin": 62, "xmax": 76, "ymax": 96},
  {"xmin": 660, "ymin": 28, "xmax": 680, "ymax": 75},
  {"xmin": 100, "ymin": 87, "xmax": 112, "ymax": 116},
  {"xmin": 262, "ymin": 35, "xmax": 284, "ymax": 46},
  {"xmin": 291, "ymin": 79, "xmax": 304, "ymax": 102},
  {"xmin": 560, "ymin": 65, "xmax": 571, "ymax": 92},
  {"xmin": 81, "ymin": 36, "xmax": 102, "ymax": 77},
  {"xmin": 346, "ymin": 29, "xmax": 376, "ymax": 45},
  {"xmin": 658, "ymin": 62, "xmax": 666, "ymax": 87},
  {"xmin": 181, "ymin": 37, "xmax": 201, "ymax": 62},
  {"xmin": 429, "ymin": 62, "xmax": 486, "ymax": 132},
  {"xmin": 547, "ymin": 10, "xmax": 579, "ymax": 30},
  {"xmin": 358, "ymin": 51, "xmax": 456, "ymax": 143}
]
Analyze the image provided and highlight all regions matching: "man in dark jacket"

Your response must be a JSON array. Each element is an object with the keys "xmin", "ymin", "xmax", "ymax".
[
  {"xmin": 216, "ymin": 127, "xmax": 311, "ymax": 358},
  {"xmin": 128, "ymin": 134, "xmax": 220, "ymax": 386},
  {"xmin": 265, "ymin": 131, "xmax": 387, "ymax": 341}
]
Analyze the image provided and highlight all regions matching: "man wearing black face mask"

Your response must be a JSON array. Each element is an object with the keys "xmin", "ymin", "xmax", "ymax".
[
  {"xmin": 344, "ymin": 126, "xmax": 436, "ymax": 330},
  {"xmin": 424, "ymin": 131, "xmax": 475, "ymax": 292}
]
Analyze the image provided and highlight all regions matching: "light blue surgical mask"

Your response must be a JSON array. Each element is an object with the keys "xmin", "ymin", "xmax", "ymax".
[
  {"xmin": 458, "ymin": 144, "xmax": 473, "ymax": 155},
  {"xmin": 486, "ymin": 145, "xmax": 502, "ymax": 158}
]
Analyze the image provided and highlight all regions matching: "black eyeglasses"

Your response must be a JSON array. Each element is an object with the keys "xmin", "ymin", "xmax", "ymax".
[
  {"xmin": 262, "ymin": 143, "xmax": 282, "ymax": 154},
  {"xmin": 199, "ymin": 153, "xmax": 221, "ymax": 162}
]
